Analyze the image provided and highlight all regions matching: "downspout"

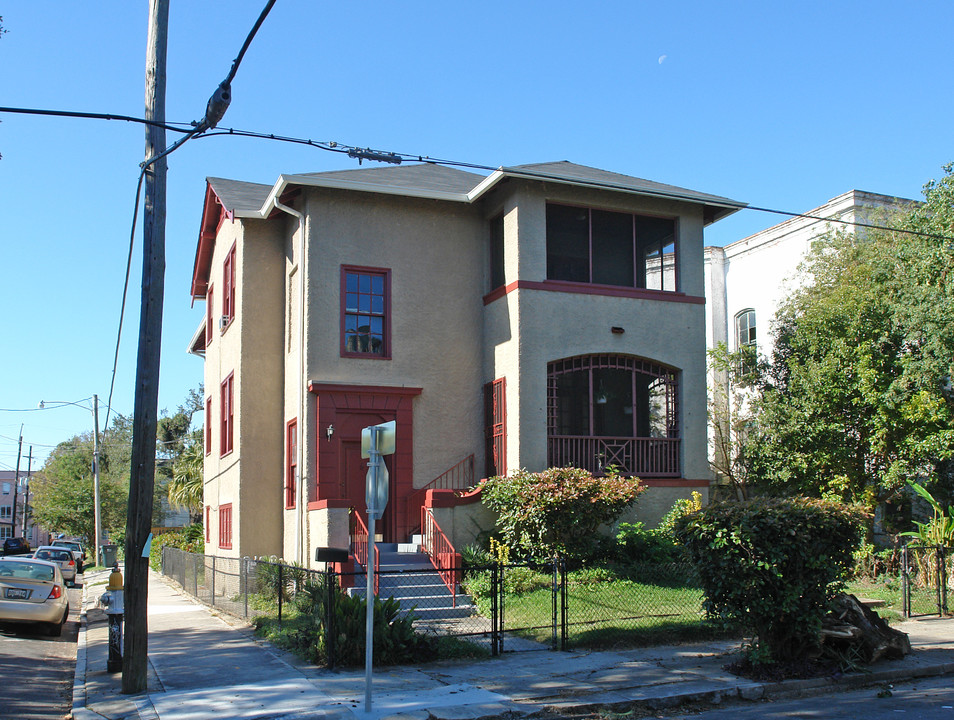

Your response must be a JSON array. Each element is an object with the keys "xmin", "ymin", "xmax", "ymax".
[{"xmin": 271, "ymin": 197, "xmax": 307, "ymax": 566}]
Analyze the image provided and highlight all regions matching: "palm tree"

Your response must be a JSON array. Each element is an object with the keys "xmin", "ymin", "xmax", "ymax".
[{"xmin": 167, "ymin": 439, "xmax": 203, "ymax": 522}]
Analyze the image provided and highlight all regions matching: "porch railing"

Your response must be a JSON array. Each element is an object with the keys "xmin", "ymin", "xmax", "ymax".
[
  {"xmin": 350, "ymin": 509, "xmax": 379, "ymax": 595},
  {"xmin": 421, "ymin": 506, "xmax": 461, "ymax": 606},
  {"xmin": 548, "ymin": 436, "xmax": 680, "ymax": 477},
  {"xmin": 405, "ymin": 454, "xmax": 475, "ymax": 534}
]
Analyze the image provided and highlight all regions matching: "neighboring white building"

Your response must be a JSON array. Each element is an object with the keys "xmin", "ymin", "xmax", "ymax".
[
  {"xmin": 703, "ymin": 190, "xmax": 917, "ymax": 497},
  {"xmin": 705, "ymin": 190, "xmax": 916, "ymax": 364}
]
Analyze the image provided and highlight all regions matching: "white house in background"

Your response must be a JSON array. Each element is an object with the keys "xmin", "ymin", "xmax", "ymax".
[
  {"xmin": 703, "ymin": 190, "xmax": 917, "ymax": 496},
  {"xmin": 705, "ymin": 189, "xmax": 916, "ymax": 364}
]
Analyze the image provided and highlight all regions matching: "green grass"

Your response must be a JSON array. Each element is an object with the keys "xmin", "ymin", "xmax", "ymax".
[{"xmin": 846, "ymin": 577, "xmax": 943, "ymax": 618}]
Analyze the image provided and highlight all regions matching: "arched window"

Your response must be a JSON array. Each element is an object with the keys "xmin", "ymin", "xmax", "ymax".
[
  {"xmin": 735, "ymin": 309, "xmax": 756, "ymax": 351},
  {"xmin": 735, "ymin": 309, "xmax": 757, "ymax": 373},
  {"xmin": 547, "ymin": 354, "xmax": 680, "ymax": 477}
]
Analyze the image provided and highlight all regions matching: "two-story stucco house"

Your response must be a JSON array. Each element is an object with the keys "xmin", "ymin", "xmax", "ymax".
[{"xmin": 189, "ymin": 161, "xmax": 744, "ymax": 565}]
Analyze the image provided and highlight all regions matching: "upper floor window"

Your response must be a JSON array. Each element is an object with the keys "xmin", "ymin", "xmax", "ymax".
[
  {"xmin": 222, "ymin": 244, "xmax": 236, "ymax": 328},
  {"xmin": 1, "ymin": 482, "xmax": 9, "ymax": 495},
  {"xmin": 490, "ymin": 214, "xmax": 505, "ymax": 291},
  {"xmin": 0, "ymin": 506, "xmax": 11, "ymax": 519},
  {"xmin": 220, "ymin": 373, "xmax": 234, "ymax": 456},
  {"xmin": 205, "ymin": 396, "xmax": 212, "ymax": 456},
  {"xmin": 546, "ymin": 204, "xmax": 676, "ymax": 291},
  {"xmin": 735, "ymin": 309, "xmax": 757, "ymax": 374},
  {"xmin": 341, "ymin": 266, "xmax": 390, "ymax": 359},
  {"xmin": 205, "ymin": 284, "xmax": 214, "ymax": 345},
  {"xmin": 285, "ymin": 419, "xmax": 298, "ymax": 509}
]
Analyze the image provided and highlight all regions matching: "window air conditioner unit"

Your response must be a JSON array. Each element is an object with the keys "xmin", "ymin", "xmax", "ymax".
[{"xmin": 219, "ymin": 315, "xmax": 229, "ymax": 329}]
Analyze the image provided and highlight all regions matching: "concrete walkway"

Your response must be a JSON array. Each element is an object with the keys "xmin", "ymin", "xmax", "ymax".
[{"xmin": 73, "ymin": 568, "xmax": 954, "ymax": 720}]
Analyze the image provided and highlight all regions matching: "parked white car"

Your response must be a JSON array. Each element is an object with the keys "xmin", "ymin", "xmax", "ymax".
[{"xmin": 0, "ymin": 556, "xmax": 70, "ymax": 636}]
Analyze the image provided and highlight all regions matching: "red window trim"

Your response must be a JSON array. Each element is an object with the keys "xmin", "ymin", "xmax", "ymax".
[
  {"xmin": 483, "ymin": 280, "xmax": 704, "ymax": 306},
  {"xmin": 340, "ymin": 265, "xmax": 391, "ymax": 360},
  {"xmin": 220, "ymin": 372, "xmax": 234, "ymax": 457},
  {"xmin": 205, "ymin": 396, "xmax": 212, "ymax": 455},
  {"xmin": 205, "ymin": 506, "xmax": 210, "ymax": 542},
  {"xmin": 205, "ymin": 283, "xmax": 215, "ymax": 345},
  {"xmin": 218, "ymin": 503, "xmax": 232, "ymax": 549},
  {"xmin": 285, "ymin": 418, "xmax": 298, "ymax": 509},
  {"xmin": 221, "ymin": 243, "xmax": 236, "ymax": 332}
]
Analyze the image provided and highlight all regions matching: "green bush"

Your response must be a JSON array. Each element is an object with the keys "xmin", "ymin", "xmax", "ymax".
[
  {"xmin": 289, "ymin": 579, "xmax": 438, "ymax": 666},
  {"xmin": 480, "ymin": 466, "xmax": 643, "ymax": 559},
  {"xmin": 150, "ymin": 524, "xmax": 204, "ymax": 571},
  {"xmin": 674, "ymin": 497, "xmax": 866, "ymax": 664},
  {"xmin": 255, "ymin": 557, "xmax": 308, "ymax": 602}
]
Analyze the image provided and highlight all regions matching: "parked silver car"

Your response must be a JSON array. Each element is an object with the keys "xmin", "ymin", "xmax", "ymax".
[
  {"xmin": 32, "ymin": 547, "xmax": 77, "ymax": 587},
  {"xmin": 51, "ymin": 540, "xmax": 86, "ymax": 572},
  {"xmin": 0, "ymin": 556, "xmax": 70, "ymax": 636}
]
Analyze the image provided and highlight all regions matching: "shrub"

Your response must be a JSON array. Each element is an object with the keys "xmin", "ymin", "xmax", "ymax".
[
  {"xmin": 255, "ymin": 557, "xmax": 309, "ymax": 602},
  {"xmin": 290, "ymin": 579, "xmax": 438, "ymax": 666},
  {"xmin": 150, "ymin": 523, "xmax": 204, "ymax": 571},
  {"xmin": 674, "ymin": 497, "xmax": 866, "ymax": 664},
  {"xmin": 480, "ymin": 466, "xmax": 643, "ymax": 559}
]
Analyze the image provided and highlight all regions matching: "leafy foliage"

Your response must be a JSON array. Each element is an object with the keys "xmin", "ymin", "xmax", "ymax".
[
  {"xmin": 900, "ymin": 482, "xmax": 954, "ymax": 546},
  {"xmin": 479, "ymin": 466, "xmax": 644, "ymax": 559},
  {"xmin": 149, "ymin": 524, "xmax": 204, "ymax": 571},
  {"xmin": 674, "ymin": 497, "xmax": 866, "ymax": 663},
  {"xmin": 31, "ymin": 419, "xmax": 132, "ymax": 544},
  {"xmin": 287, "ymin": 580, "xmax": 438, "ymax": 666},
  {"xmin": 744, "ymin": 166, "xmax": 954, "ymax": 518}
]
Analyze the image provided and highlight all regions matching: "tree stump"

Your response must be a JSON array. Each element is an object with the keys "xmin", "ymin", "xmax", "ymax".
[{"xmin": 821, "ymin": 593, "xmax": 911, "ymax": 664}]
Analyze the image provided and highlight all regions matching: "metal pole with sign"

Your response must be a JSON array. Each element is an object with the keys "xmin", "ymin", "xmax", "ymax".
[{"xmin": 361, "ymin": 420, "xmax": 395, "ymax": 713}]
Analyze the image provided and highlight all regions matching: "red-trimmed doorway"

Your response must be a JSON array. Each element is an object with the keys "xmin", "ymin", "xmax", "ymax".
[{"xmin": 309, "ymin": 383, "xmax": 420, "ymax": 543}]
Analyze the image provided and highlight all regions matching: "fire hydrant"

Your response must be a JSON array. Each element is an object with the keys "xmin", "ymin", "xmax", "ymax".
[{"xmin": 99, "ymin": 564, "xmax": 124, "ymax": 673}]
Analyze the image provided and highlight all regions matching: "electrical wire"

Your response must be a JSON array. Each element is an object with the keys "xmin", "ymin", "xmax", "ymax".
[
  {"xmin": 0, "ymin": 105, "xmax": 193, "ymax": 133},
  {"xmin": 104, "ymin": 0, "xmax": 278, "ymax": 436}
]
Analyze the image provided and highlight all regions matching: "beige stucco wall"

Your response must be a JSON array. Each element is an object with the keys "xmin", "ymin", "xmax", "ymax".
[
  {"xmin": 482, "ymin": 181, "xmax": 711, "ymax": 482},
  {"xmin": 203, "ymin": 217, "xmax": 286, "ymax": 559},
  {"xmin": 301, "ymin": 190, "xmax": 488, "ymax": 489}
]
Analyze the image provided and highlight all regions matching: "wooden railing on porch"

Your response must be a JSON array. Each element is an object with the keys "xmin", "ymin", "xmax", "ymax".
[
  {"xmin": 421, "ymin": 506, "xmax": 461, "ymax": 606},
  {"xmin": 405, "ymin": 454, "xmax": 475, "ymax": 535},
  {"xmin": 350, "ymin": 509, "xmax": 379, "ymax": 595},
  {"xmin": 547, "ymin": 436, "xmax": 681, "ymax": 477}
]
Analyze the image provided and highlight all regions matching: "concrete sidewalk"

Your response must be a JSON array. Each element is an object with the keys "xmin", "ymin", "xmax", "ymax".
[{"xmin": 73, "ymin": 568, "xmax": 954, "ymax": 720}]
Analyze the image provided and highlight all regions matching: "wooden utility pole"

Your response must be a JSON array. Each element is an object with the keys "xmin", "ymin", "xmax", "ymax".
[
  {"xmin": 123, "ymin": 0, "xmax": 168, "ymax": 695},
  {"xmin": 21, "ymin": 447, "xmax": 32, "ymax": 538},
  {"xmin": 10, "ymin": 429, "xmax": 22, "ymax": 538}
]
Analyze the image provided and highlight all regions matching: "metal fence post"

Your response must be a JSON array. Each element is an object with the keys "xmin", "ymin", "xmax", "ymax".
[
  {"xmin": 942, "ymin": 545, "xmax": 949, "ymax": 615},
  {"xmin": 551, "ymin": 557, "xmax": 558, "ymax": 651},
  {"xmin": 211, "ymin": 555, "xmax": 216, "ymax": 608},
  {"xmin": 901, "ymin": 545, "xmax": 910, "ymax": 618},
  {"xmin": 243, "ymin": 557, "xmax": 249, "ymax": 619},
  {"xmin": 490, "ymin": 562, "xmax": 500, "ymax": 656},
  {"xmin": 327, "ymin": 566, "xmax": 336, "ymax": 669},
  {"xmin": 560, "ymin": 557, "xmax": 568, "ymax": 651},
  {"xmin": 278, "ymin": 562, "xmax": 284, "ymax": 629}
]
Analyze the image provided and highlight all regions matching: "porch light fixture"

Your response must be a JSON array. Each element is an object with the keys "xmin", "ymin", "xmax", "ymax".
[{"xmin": 326, "ymin": 424, "xmax": 335, "ymax": 441}]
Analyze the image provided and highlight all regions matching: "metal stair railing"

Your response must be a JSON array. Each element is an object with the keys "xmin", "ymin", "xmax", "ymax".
[
  {"xmin": 420, "ymin": 506, "xmax": 461, "ymax": 606},
  {"xmin": 405, "ymin": 454, "xmax": 475, "ymax": 534},
  {"xmin": 350, "ymin": 509, "xmax": 379, "ymax": 595}
]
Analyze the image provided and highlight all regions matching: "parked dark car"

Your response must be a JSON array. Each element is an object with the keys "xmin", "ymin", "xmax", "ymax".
[{"xmin": 3, "ymin": 538, "xmax": 31, "ymax": 556}]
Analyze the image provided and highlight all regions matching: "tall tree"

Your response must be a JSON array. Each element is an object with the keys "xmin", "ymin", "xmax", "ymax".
[
  {"xmin": 746, "ymin": 165, "xmax": 954, "ymax": 521},
  {"xmin": 31, "ymin": 418, "xmax": 132, "ymax": 544}
]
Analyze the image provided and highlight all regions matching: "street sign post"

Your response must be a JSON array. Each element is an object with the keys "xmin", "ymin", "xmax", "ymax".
[{"xmin": 362, "ymin": 420, "xmax": 395, "ymax": 712}]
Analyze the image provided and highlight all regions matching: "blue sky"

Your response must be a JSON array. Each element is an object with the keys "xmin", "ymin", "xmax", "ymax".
[{"xmin": 1, "ymin": 1, "xmax": 952, "ymax": 469}]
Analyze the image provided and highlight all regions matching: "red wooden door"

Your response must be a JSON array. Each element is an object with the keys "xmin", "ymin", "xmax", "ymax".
[{"xmin": 338, "ymin": 413, "xmax": 394, "ymax": 540}]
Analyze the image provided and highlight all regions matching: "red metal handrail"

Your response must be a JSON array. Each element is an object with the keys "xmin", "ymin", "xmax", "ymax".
[
  {"xmin": 406, "ymin": 454, "xmax": 475, "ymax": 535},
  {"xmin": 547, "ymin": 436, "xmax": 681, "ymax": 477},
  {"xmin": 349, "ymin": 509, "xmax": 379, "ymax": 595},
  {"xmin": 420, "ymin": 506, "xmax": 461, "ymax": 606}
]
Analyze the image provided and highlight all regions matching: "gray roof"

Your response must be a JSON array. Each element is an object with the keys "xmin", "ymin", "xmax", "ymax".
[
  {"xmin": 207, "ymin": 161, "xmax": 744, "ymax": 222},
  {"xmin": 207, "ymin": 177, "xmax": 273, "ymax": 217},
  {"xmin": 295, "ymin": 163, "xmax": 484, "ymax": 197},
  {"xmin": 501, "ymin": 161, "xmax": 744, "ymax": 211}
]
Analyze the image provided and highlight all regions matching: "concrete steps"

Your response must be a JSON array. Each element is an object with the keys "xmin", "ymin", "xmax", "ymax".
[{"xmin": 350, "ymin": 541, "xmax": 476, "ymax": 621}]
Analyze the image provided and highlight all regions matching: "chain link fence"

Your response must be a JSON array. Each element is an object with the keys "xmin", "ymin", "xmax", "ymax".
[
  {"xmin": 902, "ymin": 544, "xmax": 950, "ymax": 617},
  {"xmin": 161, "ymin": 547, "xmax": 715, "ymax": 662}
]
